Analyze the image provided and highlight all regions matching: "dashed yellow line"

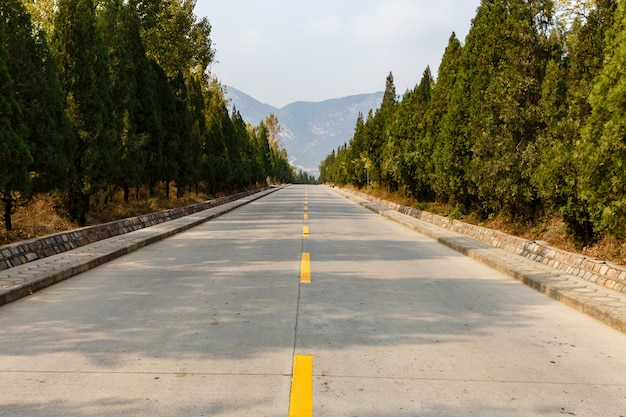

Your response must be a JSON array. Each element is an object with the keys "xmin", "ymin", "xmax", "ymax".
[
  {"xmin": 300, "ymin": 252, "xmax": 311, "ymax": 284},
  {"xmin": 302, "ymin": 225, "xmax": 309, "ymax": 237},
  {"xmin": 304, "ymin": 213, "xmax": 309, "ymax": 220},
  {"xmin": 289, "ymin": 354, "xmax": 313, "ymax": 417}
]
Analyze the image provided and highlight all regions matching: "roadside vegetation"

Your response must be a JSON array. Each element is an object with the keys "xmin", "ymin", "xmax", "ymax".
[
  {"xmin": 1, "ymin": 0, "xmax": 299, "ymax": 238},
  {"xmin": 320, "ymin": 0, "xmax": 626, "ymax": 266}
]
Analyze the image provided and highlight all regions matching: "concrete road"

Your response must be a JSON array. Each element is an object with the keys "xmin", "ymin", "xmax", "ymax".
[{"xmin": 1, "ymin": 185, "xmax": 625, "ymax": 416}]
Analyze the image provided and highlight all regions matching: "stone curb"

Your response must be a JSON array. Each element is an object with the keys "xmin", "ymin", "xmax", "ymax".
[
  {"xmin": 0, "ymin": 187, "xmax": 280, "ymax": 307},
  {"xmin": 333, "ymin": 189, "xmax": 626, "ymax": 294},
  {"xmin": 0, "ymin": 188, "xmax": 272, "ymax": 271},
  {"xmin": 331, "ymin": 187, "xmax": 626, "ymax": 334}
]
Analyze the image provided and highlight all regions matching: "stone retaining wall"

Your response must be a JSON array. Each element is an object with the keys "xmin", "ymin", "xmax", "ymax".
[
  {"xmin": 0, "ymin": 188, "xmax": 267, "ymax": 271},
  {"xmin": 350, "ymin": 189, "xmax": 626, "ymax": 294}
]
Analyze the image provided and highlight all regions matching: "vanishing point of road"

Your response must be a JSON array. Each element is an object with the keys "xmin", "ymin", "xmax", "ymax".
[{"xmin": 1, "ymin": 185, "xmax": 625, "ymax": 416}]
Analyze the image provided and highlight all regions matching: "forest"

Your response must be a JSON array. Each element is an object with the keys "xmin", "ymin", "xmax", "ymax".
[
  {"xmin": 0, "ymin": 0, "xmax": 306, "ymax": 233},
  {"xmin": 319, "ymin": 0, "xmax": 626, "ymax": 249}
]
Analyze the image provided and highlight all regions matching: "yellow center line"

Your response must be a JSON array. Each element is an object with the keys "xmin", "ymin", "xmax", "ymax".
[
  {"xmin": 300, "ymin": 252, "xmax": 310, "ymax": 284},
  {"xmin": 302, "ymin": 225, "xmax": 309, "ymax": 237},
  {"xmin": 303, "ymin": 213, "xmax": 309, "ymax": 220},
  {"xmin": 289, "ymin": 354, "xmax": 313, "ymax": 417}
]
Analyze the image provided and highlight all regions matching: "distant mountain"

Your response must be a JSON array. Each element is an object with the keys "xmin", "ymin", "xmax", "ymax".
[
  {"xmin": 225, "ymin": 87, "xmax": 278, "ymax": 125},
  {"xmin": 225, "ymin": 86, "xmax": 383, "ymax": 176}
]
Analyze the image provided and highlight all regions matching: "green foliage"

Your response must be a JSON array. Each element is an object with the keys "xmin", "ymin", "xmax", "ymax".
[
  {"xmin": 2, "ymin": 0, "xmax": 73, "ymax": 195},
  {"xmin": 463, "ymin": 0, "xmax": 553, "ymax": 217},
  {"xmin": 318, "ymin": 0, "xmax": 626, "ymax": 245},
  {"xmin": 578, "ymin": 0, "xmax": 626, "ymax": 237},
  {"xmin": 429, "ymin": 33, "xmax": 471, "ymax": 206},
  {"xmin": 0, "ymin": 25, "xmax": 33, "ymax": 231},
  {"xmin": 295, "ymin": 170, "xmax": 318, "ymax": 185},
  {"xmin": 0, "ymin": 0, "xmax": 296, "ymax": 231},
  {"xmin": 53, "ymin": 0, "xmax": 115, "ymax": 224}
]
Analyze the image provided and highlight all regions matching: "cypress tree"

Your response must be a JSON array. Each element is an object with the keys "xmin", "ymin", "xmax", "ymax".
[
  {"xmin": 398, "ymin": 67, "xmax": 434, "ymax": 199},
  {"xmin": 99, "ymin": 0, "xmax": 151, "ymax": 202},
  {"xmin": 578, "ymin": 0, "xmax": 626, "ymax": 236},
  {"xmin": 463, "ymin": 0, "xmax": 553, "ymax": 218},
  {"xmin": 429, "ymin": 33, "xmax": 466, "ymax": 204},
  {"xmin": 436, "ymin": 33, "xmax": 474, "ymax": 207},
  {"xmin": 53, "ymin": 0, "xmax": 114, "ymax": 224},
  {"xmin": 0, "ymin": 26, "xmax": 32, "ymax": 231},
  {"xmin": 346, "ymin": 113, "xmax": 367, "ymax": 186},
  {"xmin": 362, "ymin": 73, "xmax": 396, "ymax": 187},
  {"xmin": 2, "ymin": 0, "xmax": 73, "ymax": 196}
]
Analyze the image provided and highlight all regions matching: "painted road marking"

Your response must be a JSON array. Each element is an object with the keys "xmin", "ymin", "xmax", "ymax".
[
  {"xmin": 300, "ymin": 252, "xmax": 311, "ymax": 284},
  {"xmin": 289, "ymin": 354, "xmax": 313, "ymax": 417},
  {"xmin": 304, "ymin": 205, "xmax": 308, "ymax": 211},
  {"xmin": 304, "ymin": 213, "xmax": 309, "ymax": 220},
  {"xmin": 303, "ymin": 225, "xmax": 309, "ymax": 237}
]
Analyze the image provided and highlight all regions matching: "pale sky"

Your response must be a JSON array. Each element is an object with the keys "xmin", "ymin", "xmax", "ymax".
[{"xmin": 195, "ymin": 1, "xmax": 481, "ymax": 108}]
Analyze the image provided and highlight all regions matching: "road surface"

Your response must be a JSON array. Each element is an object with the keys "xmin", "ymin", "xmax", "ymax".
[{"xmin": 0, "ymin": 185, "xmax": 625, "ymax": 416}]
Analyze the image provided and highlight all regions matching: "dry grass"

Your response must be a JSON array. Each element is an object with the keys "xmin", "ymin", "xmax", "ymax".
[
  {"xmin": 343, "ymin": 185, "xmax": 626, "ymax": 267},
  {"xmin": 86, "ymin": 187, "xmax": 210, "ymax": 225},
  {"xmin": 0, "ymin": 194, "xmax": 74, "ymax": 245},
  {"xmin": 5, "ymin": 184, "xmax": 626, "ymax": 268},
  {"xmin": 0, "ymin": 184, "xmax": 229, "ymax": 246}
]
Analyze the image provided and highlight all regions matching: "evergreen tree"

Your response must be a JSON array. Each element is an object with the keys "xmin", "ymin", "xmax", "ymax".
[
  {"xmin": 2, "ymin": 0, "xmax": 72, "ymax": 196},
  {"xmin": 203, "ymin": 81, "xmax": 233, "ymax": 193},
  {"xmin": 435, "ymin": 33, "xmax": 474, "ymax": 207},
  {"xmin": 578, "ymin": 0, "xmax": 626, "ymax": 236},
  {"xmin": 429, "ymin": 33, "xmax": 466, "ymax": 204},
  {"xmin": 530, "ymin": 1, "xmax": 615, "ymax": 241},
  {"xmin": 345, "ymin": 112, "xmax": 367, "ymax": 186},
  {"xmin": 231, "ymin": 108, "xmax": 255, "ymax": 187},
  {"xmin": 463, "ymin": 0, "xmax": 553, "ymax": 217},
  {"xmin": 0, "ymin": 26, "xmax": 32, "ymax": 231},
  {"xmin": 99, "ymin": 0, "xmax": 150, "ymax": 201},
  {"xmin": 398, "ymin": 67, "xmax": 434, "ymax": 199},
  {"xmin": 53, "ymin": 0, "xmax": 114, "ymax": 224},
  {"xmin": 364, "ymin": 73, "xmax": 396, "ymax": 186}
]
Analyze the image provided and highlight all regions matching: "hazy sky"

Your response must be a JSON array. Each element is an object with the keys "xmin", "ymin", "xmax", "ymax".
[{"xmin": 195, "ymin": 1, "xmax": 481, "ymax": 108}]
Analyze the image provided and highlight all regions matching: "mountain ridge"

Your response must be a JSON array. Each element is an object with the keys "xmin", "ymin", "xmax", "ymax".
[{"xmin": 225, "ymin": 86, "xmax": 383, "ymax": 176}]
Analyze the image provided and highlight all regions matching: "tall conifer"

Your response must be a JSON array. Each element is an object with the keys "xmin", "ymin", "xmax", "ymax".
[
  {"xmin": 429, "ymin": 33, "xmax": 466, "ymax": 204},
  {"xmin": 578, "ymin": 0, "xmax": 626, "ymax": 236},
  {"xmin": 2, "ymin": 0, "xmax": 73, "ymax": 196},
  {"xmin": 53, "ymin": 0, "xmax": 114, "ymax": 224},
  {"xmin": 463, "ymin": 0, "xmax": 553, "ymax": 217},
  {"xmin": 0, "ymin": 26, "xmax": 32, "ymax": 231}
]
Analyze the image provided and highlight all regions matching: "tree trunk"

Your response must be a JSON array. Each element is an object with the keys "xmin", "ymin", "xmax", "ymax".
[{"xmin": 3, "ymin": 196, "xmax": 13, "ymax": 231}]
